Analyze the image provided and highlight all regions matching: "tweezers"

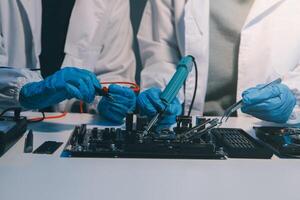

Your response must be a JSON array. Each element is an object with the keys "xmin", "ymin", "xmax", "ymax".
[{"xmin": 219, "ymin": 78, "xmax": 282, "ymax": 125}]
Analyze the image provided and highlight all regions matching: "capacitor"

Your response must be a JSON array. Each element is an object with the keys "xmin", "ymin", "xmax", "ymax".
[
  {"xmin": 92, "ymin": 127, "xmax": 98, "ymax": 139},
  {"xmin": 102, "ymin": 128, "xmax": 110, "ymax": 141},
  {"xmin": 110, "ymin": 128, "xmax": 116, "ymax": 140},
  {"xmin": 126, "ymin": 112, "xmax": 133, "ymax": 132},
  {"xmin": 77, "ymin": 124, "xmax": 87, "ymax": 144},
  {"xmin": 196, "ymin": 117, "xmax": 207, "ymax": 130},
  {"xmin": 115, "ymin": 128, "xmax": 123, "ymax": 142},
  {"xmin": 136, "ymin": 115, "xmax": 148, "ymax": 131}
]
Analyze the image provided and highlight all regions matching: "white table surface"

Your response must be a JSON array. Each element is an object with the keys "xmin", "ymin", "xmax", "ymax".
[{"xmin": 1, "ymin": 112, "xmax": 300, "ymax": 200}]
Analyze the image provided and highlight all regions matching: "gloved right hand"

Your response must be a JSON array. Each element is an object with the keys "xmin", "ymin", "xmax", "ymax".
[
  {"xmin": 97, "ymin": 84, "xmax": 136, "ymax": 124},
  {"xmin": 19, "ymin": 67, "xmax": 101, "ymax": 109},
  {"xmin": 137, "ymin": 87, "xmax": 182, "ymax": 126},
  {"xmin": 241, "ymin": 83, "xmax": 296, "ymax": 123}
]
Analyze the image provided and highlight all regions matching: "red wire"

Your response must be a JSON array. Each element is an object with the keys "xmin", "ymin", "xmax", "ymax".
[
  {"xmin": 79, "ymin": 81, "xmax": 140, "ymax": 113},
  {"xmin": 79, "ymin": 101, "xmax": 84, "ymax": 113},
  {"xmin": 28, "ymin": 112, "xmax": 68, "ymax": 121},
  {"xmin": 101, "ymin": 81, "xmax": 140, "ymax": 92}
]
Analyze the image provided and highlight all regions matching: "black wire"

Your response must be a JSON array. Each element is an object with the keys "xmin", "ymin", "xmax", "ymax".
[
  {"xmin": 27, "ymin": 112, "xmax": 46, "ymax": 123},
  {"xmin": 0, "ymin": 107, "xmax": 22, "ymax": 117},
  {"xmin": 0, "ymin": 67, "xmax": 40, "ymax": 71},
  {"xmin": 29, "ymin": 68, "xmax": 41, "ymax": 71},
  {"xmin": 0, "ymin": 107, "xmax": 45, "ymax": 123},
  {"xmin": 187, "ymin": 57, "xmax": 198, "ymax": 116}
]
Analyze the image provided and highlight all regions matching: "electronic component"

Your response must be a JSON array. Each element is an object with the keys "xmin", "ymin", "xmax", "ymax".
[
  {"xmin": 33, "ymin": 141, "xmax": 63, "ymax": 154},
  {"xmin": 63, "ymin": 124, "xmax": 224, "ymax": 159},
  {"xmin": 63, "ymin": 115, "xmax": 273, "ymax": 159},
  {"xmin": 213, "ymin": 128, "xmax": 273, "ymax": 159},
  {"xmin": 173, "ymin": 116, "xmax": 192, "ymax": 134},
  {"xmin": 196, "ymin": 117, "xmax": 207, "ymax": 127},
  {"xmin": 0, "ymin": 108, "xmax": 27, "ymax": 157},
  {"xmin": 125, "ymin": 112, "xmax": 133, "ymax": 132},
  {"xmin": 24, "ymin": 129, "xmax": 33, "ymax": 153},
  {"xmin": 136, "ymin": 115, "xmax": 148, "ymax": 132},
  {"xmin": 255, "ymin": 127, "xmax": 300, "ymax": 158}
]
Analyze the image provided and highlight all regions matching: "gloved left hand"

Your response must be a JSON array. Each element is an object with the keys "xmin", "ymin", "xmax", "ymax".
[
  {"xmin": 241, "ymin": 83, "xmax": 296, "ymax": 123},
  {"xmin": 19, "ymin": 67, "xmax": 101, "ymax": 109},
  {"xmin": 97, "ymin": 84, "xmax": 136, "ymax": 124}
]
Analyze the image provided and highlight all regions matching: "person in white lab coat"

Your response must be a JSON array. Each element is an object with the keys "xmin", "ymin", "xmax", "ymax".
[
  {"xmin": 137, "ymin": 0, "xmax": 300, "ymax": 125},
  {"xmin": 0, "ymin": 0, "xmax": 136, "ymax": 124}
]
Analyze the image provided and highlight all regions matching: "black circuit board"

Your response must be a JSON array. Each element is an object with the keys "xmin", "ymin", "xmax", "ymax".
[
  {"xmin": 62, "ymin": 124, "xmax": 224, "ymax": 159},
  {"xmin": 62, "ymin": 115, "xmax": 273, "ymax": 159}
]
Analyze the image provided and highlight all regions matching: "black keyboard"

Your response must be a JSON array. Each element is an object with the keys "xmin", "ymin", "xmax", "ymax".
[{"xmin": 212, "ymin": 128, "xmax": 273, "ymax": 159}]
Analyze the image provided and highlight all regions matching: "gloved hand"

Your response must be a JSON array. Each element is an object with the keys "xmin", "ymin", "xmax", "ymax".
[
  {"xmin": 19, "ymin": 67, "xmax": 101, "ymax": 109},
  {"xmin": 241, "ymin": 83, "xmax": 296, "ymax": 123},
  {"xmin": 137, "ymin": 87, "xmax": 182, "ymax": 126},
  {"xmin": 98, "ymin": 84, "xmax": 136, "ymax": 124}
]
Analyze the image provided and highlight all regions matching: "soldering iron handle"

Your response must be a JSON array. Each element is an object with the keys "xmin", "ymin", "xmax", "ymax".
[
  {"xmin": 160, "ymin": 56, "xmax": 194, "ymax": 105},
  {"xmin": 143, "ymin": 56, "xmax": 194, "ymax": 133}
]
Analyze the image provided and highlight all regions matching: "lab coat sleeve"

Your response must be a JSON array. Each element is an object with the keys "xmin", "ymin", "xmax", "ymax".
[
  {"xmin": 61, "ymin": 0, "xmax": 135, "ymax": 113},
  {"xmin": 61, "ymin": 0, "xmax": 108, "ymax": 72},
  {"xmin": 0, "ymin": 68, "xmax": 42, "ymax": 111},
  {"xmin": 137, "ymin": 0, "xmax": 184, "ymax": 102},
  {"xmin": 95, "ymin": 0, "xmax": 135, "ymax": 83},
  {"xmin": 62, "ymin": 0, "xmax": 135, "ymax": 82},
  {"xmin": 281, "ymin": 64, "xmax": 300, "ymax": 124},
  {"xmin": 0, "ymin": 33, "xmax": 7, "ymax": 66}
]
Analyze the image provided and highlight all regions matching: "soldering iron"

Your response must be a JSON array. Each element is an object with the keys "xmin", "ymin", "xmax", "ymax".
[{"xmin": 143, "ymin": 55, "xmax": 195, "ymax": 134}]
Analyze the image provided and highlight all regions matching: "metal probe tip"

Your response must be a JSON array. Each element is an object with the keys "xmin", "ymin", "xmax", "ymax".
[{"xmin": 143, "ymin": 112, "xmax": 162, "ymax": 135}]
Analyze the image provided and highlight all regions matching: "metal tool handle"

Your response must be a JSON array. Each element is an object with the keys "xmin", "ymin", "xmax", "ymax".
[{"xmin": 143, "ymin": 56, "xmax": 194, "ymax": 134}]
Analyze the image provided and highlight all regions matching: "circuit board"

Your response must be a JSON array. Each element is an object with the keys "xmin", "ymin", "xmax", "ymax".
[
  {"xmin": 255, "ymin": 127, "xmax": 300, "ymax": 158},
  {"xmin": 62, "ymin": 125, "xmax": 224, "ymax": 159},
  {"xmin": 62, "ymin": 114, "xmax": 273, "ymax": 159}
]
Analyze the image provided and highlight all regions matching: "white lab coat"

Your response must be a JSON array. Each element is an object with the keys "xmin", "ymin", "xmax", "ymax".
[
  {"xmin": 0, "ymin": 0, "xmax": 135, "ymax": 112},
  {"xmin": 138, "ymin": 0, "xmax": 300, "ymax": 124}
]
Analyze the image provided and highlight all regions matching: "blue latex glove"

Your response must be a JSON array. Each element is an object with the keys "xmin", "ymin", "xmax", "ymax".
[
  {"xmin": 20, "ymin": 67, "xmax": 101, "ymax": 109},
  {"xmin": 137, "ymin": 87, "xmax": 182, "ymax": 126},
  {"xmin": 241, "ymin": 83, "xmax": 296, "ymax": 123},
  {"xmin": 98, "ymin": 84, "xmax": 136, "ymax": 124}
]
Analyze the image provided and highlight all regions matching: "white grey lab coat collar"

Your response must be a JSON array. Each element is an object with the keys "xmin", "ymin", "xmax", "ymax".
[
  {"xmin": 18, "ymin": 0, "xmax": 42, "ymax": 58},
  {"xmin": 187, "ymin": 0, "xmax": 205, "ymax": 36},
  {"xmin": 243, "ymin": 0, "xmax": 286, "ymax": 29},
  {"xmin": 188, "ymin": 0, "xmax": 287, "ymax": 34},
  {"xmin": 18, "ymin": 0, "xmax": 34, "ymax": 34}
]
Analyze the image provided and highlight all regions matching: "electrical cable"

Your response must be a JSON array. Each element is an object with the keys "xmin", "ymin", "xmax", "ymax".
[
  {"xmin": 0, "ymin": 107, "xmax": 21, "ymax": 117},
  {"xmin": 187, "ymin": 58, "xmax": 198, "ymax": 116},
  {"xmin": 0, "ymin": 107, "xmax": 46, "ymax": 123},
  {"xmin": 27, "ymin": 112, "xmax": 46, "ymax": 123},
  {"xmin": 27, "ymin": 112, "xmax": 69, "ymax": 122},
  {"xmin": 0, "ymin": 66, "xmax": 41, "ymax": 71},
  {"xmin": 100, "ymin": 81, "xmax": 140, "ymax": 93},
  {"xmin": 29, "ymin": 68, "xmax": 41, "ymax": 71}
]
